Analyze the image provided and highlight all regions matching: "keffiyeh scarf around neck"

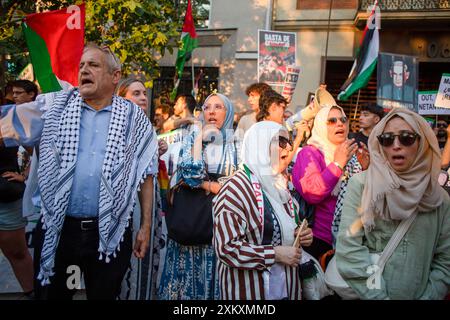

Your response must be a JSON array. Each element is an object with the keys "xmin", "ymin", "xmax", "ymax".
[{"xmin": 37, "ymin": 89, "xmax": 156, "ymax": 284}]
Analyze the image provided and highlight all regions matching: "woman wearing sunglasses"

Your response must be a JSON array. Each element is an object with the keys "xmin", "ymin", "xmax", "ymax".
[
  {"xmin": 292, "ymin": 106, "xmax": 366, "ymax": 261},
  {"xmin": 335, "ymin": 108, "xmax": 450, "ymax": 299},
  {"xmin": 213, "ymin": 121, "xmax": 313, "ymax": 300}
]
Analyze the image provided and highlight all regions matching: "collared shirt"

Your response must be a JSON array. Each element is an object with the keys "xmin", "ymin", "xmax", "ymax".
[
  {"xmin": 1, "ymin": 93, "xmax": 159, "ymax": 216},
  {"xmin": 67, "ymin": 103, "xmax": 112, "ymax": 218}
]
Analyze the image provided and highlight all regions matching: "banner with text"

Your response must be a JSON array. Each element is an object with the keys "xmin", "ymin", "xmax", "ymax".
[{"xmin": 418, "ymin": 91, "xmax": 450, "ymax": 115}]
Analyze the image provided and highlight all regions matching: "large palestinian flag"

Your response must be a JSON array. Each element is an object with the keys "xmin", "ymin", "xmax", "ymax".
[
  {"xmin": 338, "ymin": 1, "xmax": 379, "ymax": 101},
  {"xmin": 22, "ymin": 4, "xmax": 85, "ymax": 93}
]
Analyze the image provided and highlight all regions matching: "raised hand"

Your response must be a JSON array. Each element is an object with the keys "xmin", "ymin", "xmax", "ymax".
[
  {"xmin": 334, "ymin": 138, "xmax": 358, "ymax": 169},
  {"xmin": 294, "ymin": 120, "xmax": 311, "ymax": 144},
  {"xmin": 356, "ymin": 141, "xmax": 370, "ymax": 170}
]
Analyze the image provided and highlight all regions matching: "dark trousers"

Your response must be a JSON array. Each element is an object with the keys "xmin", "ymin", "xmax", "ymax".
[{"xmin": 33, "ymin": 216, "xmax": 132, "ymax": 300}]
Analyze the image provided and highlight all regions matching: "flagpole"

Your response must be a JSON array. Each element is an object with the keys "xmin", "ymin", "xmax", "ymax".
[
  {"xmin": 191, "ymin": 54, "xmax": 195, "ymax": 99},
  {"xmin": 353, "ymin": 89, "xmax": 361, "ymax": 120},
  {"xmin": 321, "ymin": 0, "xmax": 333, "ymax": 83},
  {"xmin": 265, "ymin": 0, "xmax": 273, "ymax": 30}
]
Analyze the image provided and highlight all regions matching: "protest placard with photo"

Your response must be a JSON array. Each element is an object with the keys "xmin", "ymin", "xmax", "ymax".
[
  {"xmin": 258, "ymin": 30, "xmax": 296, "ymax": 93},
  {"xmin": 435, "ymin": 73, "xmax": 450, "ymax": 109},
  {"xmin": 377, "ymin": 53, "xmax": 418, "ymax": 112}
]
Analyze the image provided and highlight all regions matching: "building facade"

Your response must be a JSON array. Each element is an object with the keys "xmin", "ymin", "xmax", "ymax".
[{"xmin": 156, "ymin": 0, "xmax": 450, "ymax": 117}]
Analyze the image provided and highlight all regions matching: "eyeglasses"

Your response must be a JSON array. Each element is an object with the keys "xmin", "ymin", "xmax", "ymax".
[
  {"xmin": 377, "ymin": 131, "xmax": 420, "ymax": 147},
  {"xmin": 436, "ymin": 122, "xmax": 447, "ymax": 129},
  {"xmin": 279, "ymin": 136, "xmax": 292, "ymax": 150},
  {"xmin": 202, "ymin": 103, "xmax": 225, "ymax": 112},
  {"xmin": 327, "ymin": 116, "xmax": 348, "ymax": 125}
]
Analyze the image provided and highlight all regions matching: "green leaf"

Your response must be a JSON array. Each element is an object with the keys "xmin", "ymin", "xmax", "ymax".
[{"xmin": 154, "ymin": 32, "xmax": 167, "ymax": 45}]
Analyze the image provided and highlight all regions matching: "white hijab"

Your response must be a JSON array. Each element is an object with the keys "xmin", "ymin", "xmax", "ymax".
[
  {"xmin": 242, "ymin": 121, "xmax": 296, "ymax": 246},
  {"xmin": 307, "ymin": 105, "xmax": 346, "ymax": 165},
  {"xmin": 307, "ymin": 105, "xmax": 347, "ymax": 195}
]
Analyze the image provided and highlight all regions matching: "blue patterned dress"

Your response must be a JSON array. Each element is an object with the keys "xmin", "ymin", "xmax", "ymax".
[{"xmin": 158, "ymin": 94, "xmax": 238, "ymax": 300}]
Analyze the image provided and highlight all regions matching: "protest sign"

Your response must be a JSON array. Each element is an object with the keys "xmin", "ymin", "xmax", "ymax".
[
  {"xmin": 258, "ymin": 30, "xmax": 296, "ymax": 93},
  {"xmin": 418, "ymin": 91, "xmax": 450, "ymax": 115},
  {"xmin": 281, "ymin": 66, "xmax": 300, "ymax": 102},
  {"xmin": 158, "ymin": 129, "xmax": 183, "ymax": 186},
  {"xmin": 377, "ymin": 53, "xmax": 418, "ymax": 112},
  {"xmin": 435, "ymin": 73, "xmax": 450, "ymax": 109}
]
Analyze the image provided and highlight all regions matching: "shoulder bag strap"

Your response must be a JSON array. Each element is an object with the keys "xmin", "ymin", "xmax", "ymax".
[{"xmin": 377, "ymin": 211, "xmax": 418, "ymax": 272}]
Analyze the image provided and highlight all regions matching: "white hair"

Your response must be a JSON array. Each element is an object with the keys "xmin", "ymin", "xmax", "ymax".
[{"xmin": 83, "ymin": 43, "xmax": 122, "ymax": 74}]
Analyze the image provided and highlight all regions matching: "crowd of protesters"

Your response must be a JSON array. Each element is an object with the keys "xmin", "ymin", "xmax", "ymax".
[{"xmin": 0, "ymin": 43, "xmax": 449, "ymax": 301}]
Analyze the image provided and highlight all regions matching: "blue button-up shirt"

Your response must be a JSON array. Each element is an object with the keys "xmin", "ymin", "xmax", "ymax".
[{"xmin": 67, "ymin": 103, "xmax": 112, "ymax": 218}]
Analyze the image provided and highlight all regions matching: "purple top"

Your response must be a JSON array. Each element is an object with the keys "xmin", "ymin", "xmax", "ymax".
[{"xmin": 292, "ymin": 145, "xmax": 342, "ymax": 245}]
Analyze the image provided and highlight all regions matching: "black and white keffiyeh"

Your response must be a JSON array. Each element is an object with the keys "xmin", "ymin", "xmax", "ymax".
[
  {"xmin": 37, "ymin": 89, "xmax": 157, "ymax": 284},
  {"xmin": 331, "ymin": 155, "xmax": 362, "ymax": 247}
]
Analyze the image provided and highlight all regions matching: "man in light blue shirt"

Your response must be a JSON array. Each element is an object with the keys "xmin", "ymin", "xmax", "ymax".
[
  {"xmin": 0, "ymin": 44, "xmax": 158, "ymax": 300},
  {"xmin": 67, "ymin": 103, "xmax": 112, "ymax": 218}
]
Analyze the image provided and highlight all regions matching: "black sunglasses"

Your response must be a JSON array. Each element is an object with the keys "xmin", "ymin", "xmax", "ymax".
[
  {"xmin": 279, "ymin": 136, "xmax": 293, "ymax": 149},
  {"xmin": 377, "ymin": 131, "xmax": 420, "ymax": 147},
  {"xmin": 327, "ymin": 116, "xmax": 348, "ymax": 125}
]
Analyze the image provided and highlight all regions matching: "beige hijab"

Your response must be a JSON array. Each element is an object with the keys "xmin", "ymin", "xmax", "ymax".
[{"xmin": 361, "ymin": 108, "xmax": 445, "ymax": 230}]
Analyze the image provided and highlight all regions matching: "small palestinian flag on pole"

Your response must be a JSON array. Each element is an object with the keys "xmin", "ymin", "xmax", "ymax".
[
  {"xmin": 22, "ymin": 4, "xmax": 85, "ymax": 93},
  {"xmin": 338, "ymin": 0, "xmax": 379, "ymax": 101},
  {"xmin": 170, "ymin": 0, "xmax": 198, "ymax": 101}
]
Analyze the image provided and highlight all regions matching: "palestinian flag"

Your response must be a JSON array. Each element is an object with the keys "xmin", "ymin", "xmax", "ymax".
[
  {"xmin": 22, "ymin": 4, "xmax": 85, "ymax": 93},
  {"xmin": 170, "ymin": 0, "xmax": 198, "ymax": 100},
  {"xmin": 338, "ymin": 1, "xmax": 379, "ymax": 101}
]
